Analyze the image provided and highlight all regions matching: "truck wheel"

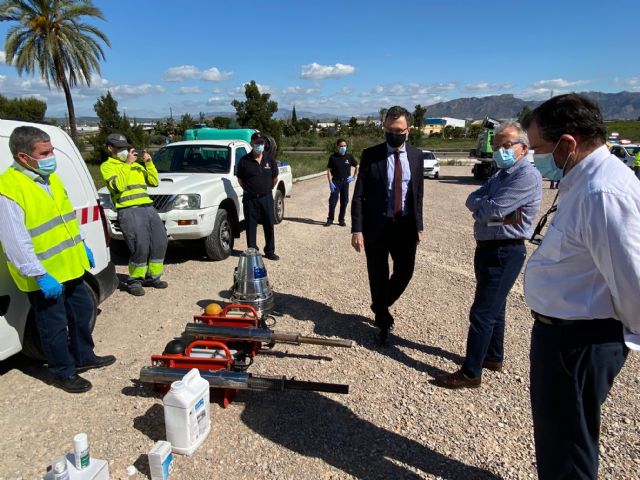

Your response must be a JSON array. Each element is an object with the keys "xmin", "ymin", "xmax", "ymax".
[
  {"xmin": 21, "ymin": 280, "xmax": 98, "ymax": 361},
  {"xmin": 274, "ymin": 189, "xmax": 285, "ymax": 225},
  {"xmin": 204, "ymin": 209, "xmax": 234, "ymax": 260}
]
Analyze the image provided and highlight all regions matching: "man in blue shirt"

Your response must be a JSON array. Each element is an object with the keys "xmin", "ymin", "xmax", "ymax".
[{"xmin": 433, "ymin": 121, "xmax": 542, "ymax": 389}]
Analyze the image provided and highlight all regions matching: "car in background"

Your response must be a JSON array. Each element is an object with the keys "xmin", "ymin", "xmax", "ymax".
[
  {"xmin": 422, "ymin": 150, "xmax": 440, "ymax": 179},
  {"xmin": 610, "ymin": 142, "xmax": 639, "ymax": 168}
]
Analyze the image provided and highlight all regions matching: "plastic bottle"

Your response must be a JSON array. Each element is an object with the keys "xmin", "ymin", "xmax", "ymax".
[
  {"xmin": 51, "ymin": 455, "xmax": 70, "ymax": 480},
  {"xmin": 73, "ymin": 432, "xmax": 90, "ymax": 470},
  {"xmin": 163, "ymin": 368, "xmax": 211, "ymax": 455}
]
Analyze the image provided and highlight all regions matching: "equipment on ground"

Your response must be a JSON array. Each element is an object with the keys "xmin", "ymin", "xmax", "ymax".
[
  {"xmin": 470, "ymin": 116, "xmax": 501, "ymax": 179},
  {"xmin": 139, "ymin": 302, "xmax": 351, "ymax": 407},
  {"xmin": 230, "ymin": 249, "xmax": 274, "ymax": 316}
]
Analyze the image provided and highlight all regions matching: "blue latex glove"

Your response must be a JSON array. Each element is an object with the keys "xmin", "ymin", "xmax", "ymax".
[
  {"xmin": 84, "ymin": 243, "xmax": 95, "ymax": 268},
  {"xmin": 329, "ymin": 181, "xmax": 336, "ymax": 193},
  {"xmin": 36, "ymin": 273, "xmax": 63, "ymax": 299},
  {"xmin": 347, "ymin": 176, "xmax": 355, "ymax": 183}
]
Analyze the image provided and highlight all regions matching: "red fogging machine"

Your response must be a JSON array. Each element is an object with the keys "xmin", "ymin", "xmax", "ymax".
[{"xmin": 139, "ymin": 303, "xmax": 352, "ymax": 407}]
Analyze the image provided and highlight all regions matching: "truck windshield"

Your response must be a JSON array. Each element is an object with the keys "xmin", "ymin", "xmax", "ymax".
[{"xmin": 154, "ymin": 145, "xmax": 231, "ymax": 173}]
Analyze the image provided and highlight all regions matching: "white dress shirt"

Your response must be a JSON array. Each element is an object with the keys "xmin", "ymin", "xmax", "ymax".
[{"xmin": 524, "ymin": 146, "xmax": 640, "ymax": 349}]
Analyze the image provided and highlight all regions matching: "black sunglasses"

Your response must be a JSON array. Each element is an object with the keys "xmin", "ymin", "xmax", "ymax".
[{"xmin": 529, "ymin": 192, "xmax": 559, "ymax": 245}]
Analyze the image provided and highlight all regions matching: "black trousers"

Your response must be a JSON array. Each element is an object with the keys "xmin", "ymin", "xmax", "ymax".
[
  {"xmin": 530, "ymin": 319, "xmax": 628, "ymax": 479},
  {"xmin": 363, "ymin": 216, "xmax": 417, "ymax": 329},
  {"xmin": 327, "ymin": 178, "xmax": 349, "ymax": 223},
  {"xmin": 243, "ymin": 194, "xmax": 275, "ymax": 255}
]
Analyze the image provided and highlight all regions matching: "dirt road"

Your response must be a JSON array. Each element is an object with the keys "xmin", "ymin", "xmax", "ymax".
[{"xmin": 1, "ymin": 166, "xmax": 638, "ymax": 479}]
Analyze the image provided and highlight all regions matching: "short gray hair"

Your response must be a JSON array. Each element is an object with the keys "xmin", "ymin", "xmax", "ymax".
[
  {"xmin": 494, "ymin": 121, "xmax": 529, "ymax": 146},
  {"xmin": 9, "ymin": 126, "xmax": 51, "ymax": 158}
]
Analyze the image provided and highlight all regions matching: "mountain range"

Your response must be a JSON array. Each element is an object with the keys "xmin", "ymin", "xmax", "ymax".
[{"xmin": 69, "ymin": 91, "xmax": 640, "ymax": 125}]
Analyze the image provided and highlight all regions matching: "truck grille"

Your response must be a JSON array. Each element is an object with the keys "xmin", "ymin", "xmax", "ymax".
[{"xmin": 150, "ymin": 195, "xmax": 175, "ymax": 213}]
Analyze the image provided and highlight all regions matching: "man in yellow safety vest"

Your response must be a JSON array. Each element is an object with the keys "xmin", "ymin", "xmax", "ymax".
[
  {"xmin": 101, "ymin": 134, "xmax": 168, "ymax": 296},
  {"xmin": 0, "ymin": 126, "xmax": 115, "ymax": 393}
]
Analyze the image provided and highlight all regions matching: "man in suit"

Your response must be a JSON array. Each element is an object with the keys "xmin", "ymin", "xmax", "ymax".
[{"xmin": 351, "ymin": 106, "xmax": 424, "ymax": 346}]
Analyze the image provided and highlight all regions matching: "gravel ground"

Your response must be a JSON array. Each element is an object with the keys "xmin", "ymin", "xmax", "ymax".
[{"xmin": 1, "ymin": 165, "xmax": 638, "ymax": 480}]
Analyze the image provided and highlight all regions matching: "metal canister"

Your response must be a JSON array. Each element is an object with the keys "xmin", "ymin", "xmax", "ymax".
[{"xmin": 230, "ymin": 248, "xmax": 274, "ymax": 316}]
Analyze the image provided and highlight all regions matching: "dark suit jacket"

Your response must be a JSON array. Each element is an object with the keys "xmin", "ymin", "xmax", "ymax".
[{"xmin": 351, "ymin": 142, "xmax": 424, "ymax": 239}]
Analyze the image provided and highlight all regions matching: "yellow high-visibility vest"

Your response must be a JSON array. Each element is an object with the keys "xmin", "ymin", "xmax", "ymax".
[
  {"xmin": 100, "ymin": 156, "xmax": 158, "ymax": 209},
  {"xmin": 0, "ymin": 168, "xmax": 89, "ymax": 292}
]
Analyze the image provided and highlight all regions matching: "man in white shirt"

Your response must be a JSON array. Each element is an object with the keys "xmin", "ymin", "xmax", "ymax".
[{"xmin": 523, "ymin": 93, "xmax": 640, "ymax": 480}]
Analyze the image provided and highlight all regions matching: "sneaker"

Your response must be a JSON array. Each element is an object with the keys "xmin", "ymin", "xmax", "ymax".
[
  {"xmin": 127, "ymin": 283, "xmax": 145, "ymax": 296},
  {"xmin": 264, "ymin": 253, "xmax": 280, "ymax": 261},
  {"xmin": 52, "ymin": 374, "xmax": 92, "ymax": 393},
  {"xmin": 76, "ymin": 355, "xmax": 116, "ymax": 373}
]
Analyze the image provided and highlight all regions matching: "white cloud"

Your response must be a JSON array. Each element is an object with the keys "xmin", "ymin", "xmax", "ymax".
[
  {"xmin": 613, "ymin": 77, "xmax": 640, "ymax": 91},
  {"xmin": 281, "ymin": 86, "xmax": 320, "ymax": 95},
  {"xmin": 336, "ymin": 87, "xmax": 353, "ymax": 95},
  {"xmin": 531, "ymin": 78, "xmax": 589, "ymax": 89},
  {"xmin": 0, "ymin": 51, "xmax": 5, "ymax": 64},
  {"xmin": 201, "ymin": 67, "xmax": 233, "ymax": 82},
  {"xmin": 462, "ymin": 81, "xmax": 513, "ymax": 92},
  {"xmin": 362, "ymin": 82, "xmax": 455, "ymax": 97},
  {"xmin": 206, "ymin": 96, "xmax": 229, "ymax": 107},
  {"xmin": 300, "ymin": 62, "xmax": 355, "ymax": 80},
  {"xmin": 163, "ymin": 65, "xmax": 200, "ymax": 82},
  {"xmin": 109, "ymin": 84, "xmax": 165, "ymax": 98},
  {"xmin": 228, "ymin": 82, "xmax": 272, "ymax": 98},
  {"xmin": 177, "ymin": 86, "xmax": 202, "ymax": 95}
]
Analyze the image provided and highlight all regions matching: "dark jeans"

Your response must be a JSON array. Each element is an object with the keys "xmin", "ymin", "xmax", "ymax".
[
  {"xmin": 27, "ymin": 278, "xmax": 96, "ymax": 379},
  {"xmin": 327, "ymin": 179, "xmax": 349, "ymax": 223},
  {"xmin": 530, "ymin": 319, "xmax": 628, "ymax": 480},
  {"xmin": 462, "ymin": 242, "xmax": 526, "ymax": 378},
  {"xmin": 364, "ymin": 215, "xmax": 418, "ymax": 329},
  {"xmin": 243, "ymin": 194, "xmax": 275, "ymax": 255}
]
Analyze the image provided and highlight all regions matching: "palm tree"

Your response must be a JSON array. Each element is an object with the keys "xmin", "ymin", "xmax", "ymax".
[{"xmin": 0, "ymin": 0, "xmax": 110, "ymax": 143}]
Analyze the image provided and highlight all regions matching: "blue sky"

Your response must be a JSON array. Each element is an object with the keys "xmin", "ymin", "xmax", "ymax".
[{"xmin": 0, "ymin": 0, "xmax": 639, "ymax": 119}]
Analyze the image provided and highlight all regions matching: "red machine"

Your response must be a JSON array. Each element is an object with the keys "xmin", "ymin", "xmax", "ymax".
[{"xmin": 140, "ymin": 303, "xmax": 351, "ymax": 407}]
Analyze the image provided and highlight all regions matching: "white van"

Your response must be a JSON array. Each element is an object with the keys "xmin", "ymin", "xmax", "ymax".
[{"xmin": 0, "ymin": 119, "xmax": 118, "ymax": 360}]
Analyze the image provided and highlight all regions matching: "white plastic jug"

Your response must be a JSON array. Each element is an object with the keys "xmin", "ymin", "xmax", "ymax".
[{"xmin": 163, "ymin": 368, "xmax": 211, "ymax": 455}]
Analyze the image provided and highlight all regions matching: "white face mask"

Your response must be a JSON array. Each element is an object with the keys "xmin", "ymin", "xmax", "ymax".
[{"xmin": 116, "ymin": 149, "xmax": 129, "ymax": 161}]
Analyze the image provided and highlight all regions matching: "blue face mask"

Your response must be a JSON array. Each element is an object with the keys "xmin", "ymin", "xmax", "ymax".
[
  {"xmin": 338, "ymin": 146, "xmax": 347, "ymax": 155},
  {"xmin": 533, "ymin": 139, "xmax": 570, "ymax": 181},
  {"xmin": 24, "ymin": 153, "xmax": 57, "ymax": 176},
  {"xmin": 493, "ymin": 148, "xmax": 517, "ymax": 169},
  {"xmin": 253, "ymin": 144, "xmax": 265, "ymax": 154}
]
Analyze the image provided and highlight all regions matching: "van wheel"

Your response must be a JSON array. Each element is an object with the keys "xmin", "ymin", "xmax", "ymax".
[
  {"xmin": 274, "ymin": 189, "xmax": 285, "ymax": 224},
  {"xmin": 204, "ymin": 209, "xmax": 233, "ymax": 260},
  {"xmin": 21, "ymin": 281, "xmax": 98, "ymax": 361}
]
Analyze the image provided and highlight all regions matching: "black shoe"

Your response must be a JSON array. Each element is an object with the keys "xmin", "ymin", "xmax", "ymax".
[
  {"xmin": 53, "ymin": 374, "xmax": 92, "ymax": 393},
  {"xmin": 374, "ymin": 328, "xmax": 389, "ymax": 346},
  {"xmin": 264, "ymin": 253, "xmax": 280, "ymax": 261},
  {"xmin": 338, "ymin": 221, "xmax": 347, "ymax": 227},
  {"xmin": 127, "ymin": 283, "xmax": 145, "ymax": 296},
  {"xmin": 482, "ymin": 359, "xmax": 503, "ymax": 372},
  {"xmin": 323, "ymin": 221, "xmax": 333, "ymax": 227},
  {"xmin": 76, "ymin": 355, "xmax": 116, "ymax": 373},
  {"xmin": 145, "ymin": 279, "xmax": 168, "ymax": 289}
]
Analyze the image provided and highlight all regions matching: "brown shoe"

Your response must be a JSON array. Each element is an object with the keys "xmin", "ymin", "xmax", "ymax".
[
  {"xmin": 482, "ymin": 359, "xmax": 503, "ymax": 372},
  {"xmin": 432, "ymin": 370, "xmax": 481, "ymax": 389}
]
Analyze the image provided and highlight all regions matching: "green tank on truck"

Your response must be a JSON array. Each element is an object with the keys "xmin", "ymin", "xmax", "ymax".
[{"xmin": 471, "ymin": 117, "xmax": 501, "ymax": 180}]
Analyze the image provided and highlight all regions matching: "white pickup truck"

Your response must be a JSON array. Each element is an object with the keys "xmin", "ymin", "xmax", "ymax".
[{"xmin": 98, "ymin": 128, "xmax": 293, "ymax": 260}]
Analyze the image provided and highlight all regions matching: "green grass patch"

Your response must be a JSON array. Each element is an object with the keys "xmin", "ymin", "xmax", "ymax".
[
  {"xmin": 86, "ymin": 162, "xmax": 104, "ymax": 189},
  {"xmin": 279, "ymin": 152, "xmax": 327, "ymax": 178},
  {"xmin": 605, "ymin": 120, "xmax": 640, "ymax": 143}
]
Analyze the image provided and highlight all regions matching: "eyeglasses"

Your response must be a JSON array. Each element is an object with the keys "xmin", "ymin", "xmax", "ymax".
[
  {"xmin": 494, "ymin": 141, "xmax": 522, "ymax": 150},
  {"xmin": 529, "ymin": 192, "xmax": 559, "ymax": 245}
]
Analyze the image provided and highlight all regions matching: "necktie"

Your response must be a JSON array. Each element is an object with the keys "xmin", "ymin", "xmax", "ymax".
[{"xmin": 393, "ymin": 150, "xmax": 403, "ymax": 217}]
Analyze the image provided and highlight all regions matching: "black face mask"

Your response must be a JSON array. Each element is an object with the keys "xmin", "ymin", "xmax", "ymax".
[{"xmin": 385, "ymin": 131, "xmax": 406, "ymax": 148}]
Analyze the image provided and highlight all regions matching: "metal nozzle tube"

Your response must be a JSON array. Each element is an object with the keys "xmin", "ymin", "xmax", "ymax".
[
  {"xmin": 247, "ymin": 374, "xmax": 350, "ymax": 394},
  {"xmin": 184, "ymin": 323, "xmax": 352, "ymax": 348}
]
